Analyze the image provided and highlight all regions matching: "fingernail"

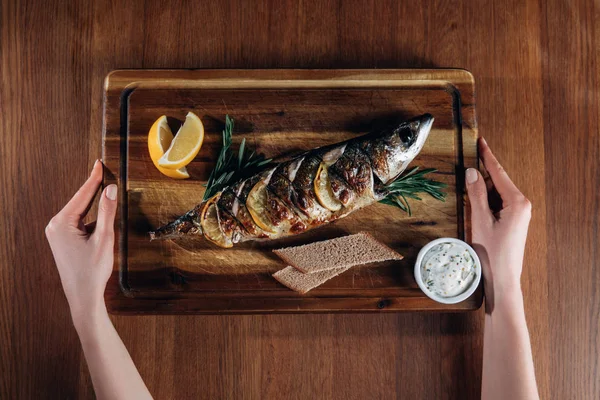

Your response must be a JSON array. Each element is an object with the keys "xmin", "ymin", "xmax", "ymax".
[
  {"xmin": 466, "ymin": 168, "xmax": 478, "ymax": 184},
  {"xmin": 106, "ymin": 184, "xmax": 117, "ymax": 200},
  {"xmin": 481, "ymin": 137, "xmax": 487, "ymax": 147}
]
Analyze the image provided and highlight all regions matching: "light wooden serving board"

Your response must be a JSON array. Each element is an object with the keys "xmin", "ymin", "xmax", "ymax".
[{"xmin": 102, "ymin": 69, "xmax": 480, "ymax": 314}]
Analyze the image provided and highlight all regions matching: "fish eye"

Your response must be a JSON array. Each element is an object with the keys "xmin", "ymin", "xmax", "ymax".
[{"xmin": 398, "ymin": 126, "xmax": 415, "ymax": 145}]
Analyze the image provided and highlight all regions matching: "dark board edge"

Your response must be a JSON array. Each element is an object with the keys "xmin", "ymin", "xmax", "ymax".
[{"xmin": 104, "ymin": 272, "xmax": 484, "ymax": 314}]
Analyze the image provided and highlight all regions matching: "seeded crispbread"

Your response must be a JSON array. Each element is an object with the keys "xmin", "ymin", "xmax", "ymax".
[
  {"xmin": 272, "ymin": 266, "xmax": 351, "ymax": 294},
  {"xmin": 273, "ymin": 232, "xmax": 403, "ymax": 273}
]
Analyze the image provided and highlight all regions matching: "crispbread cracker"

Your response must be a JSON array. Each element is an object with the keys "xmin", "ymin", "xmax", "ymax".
[
  {"xmin": 273, "ymin": 232, "xmax": 403, "ymax": 273},
  {"xmin": 272, "ymin": 266, "xmax": 351, "ymax": 294}
]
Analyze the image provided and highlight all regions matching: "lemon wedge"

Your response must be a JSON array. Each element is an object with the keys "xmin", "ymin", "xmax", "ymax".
[
  {"xmin": 200, "ymin": 194, "xmax": 232, "ymax": 248},
  {"xmin": 147, "ymin": 116, "xmax": 190, "ymax": 179},
  {"xmin": 246, "ymin": 179, "xmax": 278, "ymax": 234},
  {"xmin": 158, "ymin": 112, "xmax": 205, "ymax": 170},
  {"xmin": 314, "ymin": 163, "xmax": 343, "ymax": 211}
]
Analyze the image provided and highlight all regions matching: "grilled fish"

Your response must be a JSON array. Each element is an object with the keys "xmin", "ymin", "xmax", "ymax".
[{"xmin": 149, "ymin": 114, "xmax": 434, "ymax": 248}]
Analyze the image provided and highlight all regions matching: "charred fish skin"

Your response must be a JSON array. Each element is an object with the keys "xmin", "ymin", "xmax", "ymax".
[
  {"xmin": 225, "ymin": 178, "xmax": 270, "ymax": 238},
  {"xmin": 287, "ymin": 155, "xmax": 332, "ymax": 221},
  {"xmin": 330, "ymin": 145, "xmax": 374, "ymax": 197},
  {"xmin": 327, "ymin": 170, "xmax": 355, "ymax": 206},
  {"xmin": 268, "ymin": 166, "xmax": 301, "ymax": 212},
  {"xmin": 262, "ymin": 169, "xmax": 307, "ymax": 234},
  {"xmin": 289, "ymin": 156, "xmax": 321, "ymax": 213},
  {"xmin": 230, "ymin": 181, "xmax": 267, "ymax": 238},
  {"xmin": 237, "ymin": 174, "xmax": 261, "ymax": 203},
  {"xmin": 268, "ymin": 160, "xmax": 322, "ymax": 225},
  {"xmin": 216, "ymin": 188, "xmax": 246, "ymax": 243},
  {"xmin": 216, "ymin": 207, "xmax": 244, "ymax": 243},
  {"xmin": 150, "ymin": 114, "xmax": 433, "ymax": 244}
]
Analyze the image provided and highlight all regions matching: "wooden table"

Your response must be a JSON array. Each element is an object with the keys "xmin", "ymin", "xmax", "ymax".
[{"xmin": 1, "ymin": 1, "xmax": 597, "ymax": 398}]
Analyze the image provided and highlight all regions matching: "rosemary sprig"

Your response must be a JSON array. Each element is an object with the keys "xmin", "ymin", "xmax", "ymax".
[
  {"xmin": 379, "ymin": 167, "xmax": 447, "ymax": 216},
  {"xmin": 203, "ymin": 115, "xmax": 271, "ymax": 200}
]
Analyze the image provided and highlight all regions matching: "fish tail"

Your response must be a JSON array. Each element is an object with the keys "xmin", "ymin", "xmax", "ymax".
[{"xmin": 149, "ymin": 204, "xmax": 204, "ymax": 240}]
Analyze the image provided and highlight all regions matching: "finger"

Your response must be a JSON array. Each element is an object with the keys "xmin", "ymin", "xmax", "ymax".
[
  {"xmin": 479, "ymin": 138, "xmax": 523, "ymax": 203},
  {"xmin": 59, "ymin": 160, "xmax": 103, "ymax": 219},
  {"xmin": 465, "ymin": 168, "xmax": 494, "ymax": 224},
  {"xmin": 93, "ymin": 184, "xmax": 118, "ymax": 239}
]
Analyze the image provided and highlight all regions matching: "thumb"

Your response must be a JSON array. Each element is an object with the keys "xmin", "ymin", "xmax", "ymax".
[
  {"xmin": 465, "ymin": 168, "xmax": 493, "ymax": 224},
  {"xmin": 94, "ymin": 184, "xmax": 118, "ymax": 239}
]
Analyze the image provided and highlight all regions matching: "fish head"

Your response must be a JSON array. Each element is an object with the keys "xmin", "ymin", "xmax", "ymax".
[
  {"xmin": 362, "ymin": 114, "xmax": 434, "ymax": 184},
  {"xmin": 393, "ymin": 113, "xmax": 433, "ymax": 162}
]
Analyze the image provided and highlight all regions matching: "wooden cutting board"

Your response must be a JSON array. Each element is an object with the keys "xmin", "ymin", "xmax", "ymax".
[{"xmin": 102, "ymin": 69, "xmax": 481, "ymax": 314}]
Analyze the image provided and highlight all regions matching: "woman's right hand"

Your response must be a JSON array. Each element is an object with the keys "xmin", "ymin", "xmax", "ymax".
[
  {"xmin": 465, "ymin": 138, "xmax": 532, "ymax": 310},
  {"xmin": 45, "ymin": 161, "xmax": 118, "ymax": 323}
]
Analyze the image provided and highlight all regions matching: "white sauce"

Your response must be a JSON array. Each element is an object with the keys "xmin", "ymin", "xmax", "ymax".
[{"xmin": 421, "ymin": 242, "xmax": 476, "ymax": 298}]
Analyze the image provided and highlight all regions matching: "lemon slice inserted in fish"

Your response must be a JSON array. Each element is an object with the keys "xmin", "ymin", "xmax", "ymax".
[
  {"xmin": 147, "ymin": 115, "xmax": 190, "ymax": 179},
  {"xmin": 200, "ymin": 194, "xmax": 232, "ymax": 248},
  {"xmin": 246, "ymin": 180, "xmax": 278, "ymax": 234},
  {"xmin": 314, "ymin": 163, "xmax": 343, "ymax": 211}
]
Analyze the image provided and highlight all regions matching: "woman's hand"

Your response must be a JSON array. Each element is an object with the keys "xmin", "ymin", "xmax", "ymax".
[
  {"xmin": 46, "ymin": 162, "xmax": 153, "ymax": 399},
  {"xmin": 45, "ymin": 160, "xmax": 117, "ymax": 322},
  {"xmin": 469, "ymin": 139, "xmax": 540, "ymax": 399},
  {"xmin": 466, "ymin": 138, "xmax": 532, "ymax": 311}
]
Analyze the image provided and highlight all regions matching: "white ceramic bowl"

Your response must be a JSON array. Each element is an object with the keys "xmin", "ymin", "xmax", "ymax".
[{"xmin": 414, "ymin": 237, "xmax": 482, "ymax": 304}]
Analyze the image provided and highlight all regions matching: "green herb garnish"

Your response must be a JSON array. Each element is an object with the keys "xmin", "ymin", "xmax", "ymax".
[
  {"xmin": 379, "ymin": 167, "xmax": 447, "ymax": 216},
  {"xmin": 203, "ymin": 115, "xmax": 271, "ymax": 200}
]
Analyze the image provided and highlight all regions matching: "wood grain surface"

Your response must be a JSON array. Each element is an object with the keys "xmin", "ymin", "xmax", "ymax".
[
  {"xmin": 103, "ymin": 69, "xmax": 481, "ymax": 313},
  {"xmin": 0, "ymin": 0, "xmax": 597, "ymax": 399}
]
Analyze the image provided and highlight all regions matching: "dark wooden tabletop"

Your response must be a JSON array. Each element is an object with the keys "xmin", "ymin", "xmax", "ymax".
[{"xmin": 1, "ymin": 0, "xmax": 598, "ymax": 399}]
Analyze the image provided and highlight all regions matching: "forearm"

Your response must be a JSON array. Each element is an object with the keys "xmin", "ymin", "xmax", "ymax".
[
  {"xmin": 74, "ymin": 304, "xmax": 153, "ymax": 400},
  {"xmin": 482, "ymin": 287, "xmax": 539, "ymax": 400}
]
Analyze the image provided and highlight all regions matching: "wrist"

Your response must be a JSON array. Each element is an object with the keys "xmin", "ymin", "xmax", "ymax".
[
  {"xmin": 484, "ymin": 275, "xmax": 524, "ymax": 314},
  {"xmin": 491, "ymin": 284, "xmax": 524, "ymax": 315},
  {"xmin": 71, "ymin": 299, "xmax": 109, "ymax": 336}
]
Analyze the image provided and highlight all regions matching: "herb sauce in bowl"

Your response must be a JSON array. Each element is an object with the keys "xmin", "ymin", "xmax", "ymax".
[
  {"xmin": 421, "ymin": 242, "xmax": 476, "ymax": 297},
  {"xmin": 414, "ymin": 238, "xmax": 481, "ymax": 304}
]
